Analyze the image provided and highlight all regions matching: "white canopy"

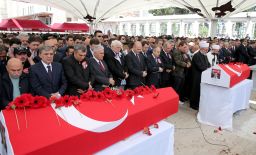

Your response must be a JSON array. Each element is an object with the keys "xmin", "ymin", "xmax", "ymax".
[{"xmin": 15, "ymin": 0, "xmax": 256, "ymax": 22}]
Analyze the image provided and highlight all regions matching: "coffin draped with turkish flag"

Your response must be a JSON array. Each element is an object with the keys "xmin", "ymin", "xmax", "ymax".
[
  {"xmin": 201, "ymin": 63, "xmax": 250, "ymax": 88},
  {"xmin": 0, "ymin": 87, "xmax": 178, "ymax": 155}
]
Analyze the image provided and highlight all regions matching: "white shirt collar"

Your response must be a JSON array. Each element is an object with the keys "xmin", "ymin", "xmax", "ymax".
[
  {"xmin": 93, "ymin": 57, "xmax": 100, "ymax": 63},
  {"xmin": 41, "ymin": 60, "xmax": 52, "ymax": 71}
]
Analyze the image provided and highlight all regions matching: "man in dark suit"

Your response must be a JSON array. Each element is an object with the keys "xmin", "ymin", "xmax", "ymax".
[
  {"xmin": 146, "ymin": 46, "xmax": 163, "ymax": 88},
  {"xmin": 29, "ymin": 46, "xmax": 67, "ymax": 98},
  {"xmin": 104, "ymin": 40, "xmax": 128, "ymax": 88},
  {"xmin": 62, "ymin": 44, "xmax": 91, "ymax": 96},
  {"xmin": 160, "ymin": 41, "xmax": 175, "ymax": 87},
  {"xmin": 86, "ymin": 38, "xmax": 100, "ymax": 59},
  {"xmin": 89, "ymin": 45, "xmax": 115, "ymax": 91},
  {"xmin": 1, "ymin": 58, "xmax": 31, "ymax": 109},
  {"xmin": 27, "ymin": 36, "xmax": 42, "ymax": 64},
  {"xmin": 125, "ymin": 41, "xmax": 147, "ymax": 89},
  {"xmin": 237, "ymin": 39, "xmax": 250, "ymax": 64}
]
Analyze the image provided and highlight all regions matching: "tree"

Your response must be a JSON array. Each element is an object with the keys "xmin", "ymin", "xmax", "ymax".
[{"xmin": 149, "ymin": 7, "xmax": 190, "ymax": 16}]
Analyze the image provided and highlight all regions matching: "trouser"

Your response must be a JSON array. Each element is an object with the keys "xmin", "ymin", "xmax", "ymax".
[{"xmin": 172, "ymin": 76, "xmax": 185, "ymax": 101}]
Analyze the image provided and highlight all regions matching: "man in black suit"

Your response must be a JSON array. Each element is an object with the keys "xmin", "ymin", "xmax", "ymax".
[
  {"xmin": 29, "ymin": 46, "xmax": 67, "ymax": 98},
  {"xmin": 125, "ymin": 41, "xmax": 147, "ymax": 89},
  {"xmin": 104, "ymin": 40, "xmax": 128, "ymax": 88},
  {"xmin": 146, "ymin": 46, "xmax": 163, "ymax": 88},
  {"xmin": 62, "ymin": 44, "xmax": 91, "ymax": 96},
  {"xmin": 1, "ymin": 58, "xmax": 31, "ymax": 109},
  {"xmin": 89, "ymin": 45, "xmax": 115, "ymax": 91},
  {"xmin": 160, "ymin": 41, "xmax": 175, "ymax": 88},
  {"xmin": 236, "ymin": 39, "xmax": 250, "ymax": 64},
  {"xmin": 27, "ymin": 36, "xmax": 42, "ymax": 63}
]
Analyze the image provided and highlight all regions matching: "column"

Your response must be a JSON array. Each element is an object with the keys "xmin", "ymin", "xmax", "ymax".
[
  {"xmin": 136, "ymin": 23, "xmax": 140, "ymax": 36},
  {"xmin": 145, "ymin": 22, "xmax": 150, "ymax": 36},
  {"xmin": 193, "ymin": 21, "xmax": 199, "ymax": 37},
  {"xmin": 155, "ymin": 22, "xmax": 160, "ymax": 36},
  {"xmin": 118, "ymin": 23, "xmax": 123, "ymax": 35},
  {"xmin": 127, "ymin": 23, "xmax": 131, "ymax": 36},
  {"xmin": 167, "ymin": 21, "xmax": 172, "ymax": 35},
  {"xmin": 246, "ymin": 19, "xmax": 253, "ymax": 38},
  {"xmin": 225, "ymin": 21, "xmax": 233, "ymax": 38},
  {"xmin": 210, "ymin": 19, "xmax": 218, "ymax": 37},
  {"xmin": 179, "ymin": 21, "xmax": 184, "ymax": 37}
]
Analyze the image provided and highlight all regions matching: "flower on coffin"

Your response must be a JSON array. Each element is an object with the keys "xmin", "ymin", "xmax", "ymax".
[
  {"xmin": 69, "ymin": 96, "xmax": 79, "ymax": 106},
  {"xmin": 96, "ymin": 92, "xmax": 105, "ymax": 100},
  {"xmin": 31, "ymin": 96, "xmax": 49, "ymax": 108},
  {"xmin": 103, "ymin": 87, "xmax": 114, "ymax": 99},
  {"xmin": 12, "ymin": 94, "xmax": 32, "ymax": 109},
  {"xmin": 153, "ymin": 123, "xmax": 159, "ymax": 128},
  {"xmin": 143, "ymin": 86, "xmax": 152, "ymax": 94},
  {"xmin": 143, "ymin": 127, "xmax": 152, "ymax": 136},
  {"xmin": 62, "ymin": 95, "xmax": 73, "ymax": 107},
  {"xmin": 124, "ymin": 89, "xmax": 134, "ymax": 99}
]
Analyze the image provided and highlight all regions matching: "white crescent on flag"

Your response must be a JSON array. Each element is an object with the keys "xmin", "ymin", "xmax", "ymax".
[{"xmin": 51, "ymin": 104, "xmax": 128, "ymax": 133}]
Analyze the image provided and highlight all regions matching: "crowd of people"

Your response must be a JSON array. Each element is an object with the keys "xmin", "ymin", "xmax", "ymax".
[{"xmin": 0, "ymin": 30, "xmax": 255, "ymax": 110}]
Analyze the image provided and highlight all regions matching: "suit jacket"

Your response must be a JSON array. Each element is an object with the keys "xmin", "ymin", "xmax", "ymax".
[
  {"xmin": 1, "ymin": 72, "xmax": 31, "ymax": 109},
  {"xmin": 29, "ymin": 61, "xmax": 67, "ymax": 98},
  {"xmin": 86, "ymin": 45, "xmax": 93, "ymax": 59},
  {"xmin": 146, "ymin": 55, "xmax": 163, "ymax": 88},
  {"xmin": 89, "ymin": 58, "xmax": 112, "ymax": 91},
  {"xmin": 160, "ymin": 50, "xmax": 173, "ymax": 82},
  {"xmin": 237, "ymin": 44, "xmax": 250, "ymax": 64},
  {"xmin": 104, "ymin": 49, "xmax": 127, "ymax": 86},
  {"xmin": 172, "ymin": 50, "xmax": 190, "ymax": 78},
  {"xmin": 125, "ymin": 51, "xmax": 147, "ymax": 88},
  {"xmin": 62, "ymin": 55, "xmax": 91, "ymax": 96},
  {"xmin": 219, "ymin": 48, "xmax": 232, "ymax": 63}
]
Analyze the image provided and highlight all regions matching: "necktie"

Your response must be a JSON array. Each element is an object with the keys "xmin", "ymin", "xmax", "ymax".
[
  {"xmin": 136, "ymin": 54, "xmax": 140, "ymax": 62},
  {"xmin": 99, "ymin": 61, "xmax": 105, "ymax": 71},
  {"xmin": 155, "ymin": 57, "xmax": 158, "ymax": 64},
  {"xmin": 47, "ymin": 65, "xmax": 52, "ymax": 80}
]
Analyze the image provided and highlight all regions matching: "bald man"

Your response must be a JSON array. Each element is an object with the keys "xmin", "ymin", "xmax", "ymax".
[{"xmin": 1, "ymin": 58, "xmax": 31, "ymax": 109}]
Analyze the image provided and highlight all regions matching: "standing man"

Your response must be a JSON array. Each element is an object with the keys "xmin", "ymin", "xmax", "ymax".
[
  {"xmin": 1, "ymin": 58, "xmax": 31, "ymax": 109},
  {"xmin": 125, "ymin": 41, "xmax": 147, "ymax": 89},
  {"xmin": 62, "ymin": 44, "xmax": 91, "ymax": 96},
  {"xmin": 190, "ymin": 42, "xmax": 210, "ymax": 110},
  {"xmin": 207, "ymin": 44, "xmax": 220, "ymax": 66},
  {"xmin": 29, "ymin": 46, "xmax": 67, "ymax": 98},
  {"xmin": 160, "ymin": 41, "xmax": 175, "ymax": 87},
  {"xmin": 104, "ymin": 40, "xmax": 128, "ymax": 88},
  {"xmin": 89, "ymin": 45, "xmax": 114, "ymax": 91},
  {"xmin": 172, "ymin": 41, "xmax": 191, "ymax": 104}
]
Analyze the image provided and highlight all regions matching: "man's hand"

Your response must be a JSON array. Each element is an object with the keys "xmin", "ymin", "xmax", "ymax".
[
  {"xmin": 142, "ymin": 71, "xmax": 147, "ymax": 77},
  {"xmin": 51, "ymin": 92, "xmax": 61, "ymax": 99},
  {"xmin": 186, "ymin": 62, "xmax": 191, "ymax": 68},
  {"xmin": 159, "ymin": 67, "xmax": 163, "ymax": 72},
  {"xmin": 77, "ymin": 89, "xmax": 85, "ymax": 94},
  {"xmin": 109, "ymin": 78, "xmax": 115, "ymax": 86},
  {"xmin": 124, "ymin": 72, "xmax": 129, "ymax": 79}
]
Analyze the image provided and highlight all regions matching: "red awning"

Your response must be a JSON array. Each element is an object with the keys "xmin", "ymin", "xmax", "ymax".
[
  {"xmin": 0, "ymin": 19, "xmax": 51, "ymax": 31},
  {"xmin": 51, "ymin": 23, "xmax": 89, "ymax": 33}
]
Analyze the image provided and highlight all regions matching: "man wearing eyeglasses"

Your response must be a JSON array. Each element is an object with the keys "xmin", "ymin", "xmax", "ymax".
[{"xmin": 94, "ymin": 30, "xmax": 111, "ymax": 54}]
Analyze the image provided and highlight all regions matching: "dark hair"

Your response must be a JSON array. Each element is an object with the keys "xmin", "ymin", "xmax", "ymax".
[
  {"xmin": 66, "ymin": 46, "xmax": 74, "ymax": 53},
  {"xmin": 66, "ymin": 35, "xmax": 74, "ymax": 41},
  {"xmin": 178, "ymin": 41, "xmax": 187, "ymax": 47},
  {"xmin": 28, "ymin": 36, "xmax": 42, "ymax": 44},
  {"xmin": 142, "ymin": 41, "xmax": 149, "ymax": 47},
  {"xmin": 9, "ymin": 38, "xmax": 21, "ymax": 46},
  {"xmin": 0, "ymin": 45, "xmax": 7, "ymax": 53},
  {"xmin": 89, "ymin": 38, "xmax": 100, "ymax": 46},
  {"xmin": 74, "ymin": 35, "xmax": 83, "ymax": 41},
  {"xmin": 94, "ymin": 30, "xmax": 103, "ymax": 37}
]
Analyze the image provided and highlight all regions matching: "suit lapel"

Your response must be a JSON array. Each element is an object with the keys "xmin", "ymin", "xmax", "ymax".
[{"xmin": 39, "ymin": 61, "xmax": 52, "ymax": 82}]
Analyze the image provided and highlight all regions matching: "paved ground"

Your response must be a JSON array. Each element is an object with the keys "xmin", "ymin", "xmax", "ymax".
[{"xmin": 165, "ymin": 91, "xmax": 256, "ymax": 155}]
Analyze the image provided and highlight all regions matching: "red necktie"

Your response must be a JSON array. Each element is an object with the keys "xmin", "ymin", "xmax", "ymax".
[{"xmin": 99, "ymin": 61, "xmax": 105, "ymax": 71}]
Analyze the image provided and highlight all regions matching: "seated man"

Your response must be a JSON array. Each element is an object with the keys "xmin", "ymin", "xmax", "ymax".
[
  {"xmin": 62, "ymin": 44, "xmax": 92, "ymax": 96},
  {"xmin": 29, "ymin": 46, "xmax": 67, "ymax": 98},
  {"xmin": 1, "ymin": 58, "xmax": 31, "ymax": 109},
  {"xmin": 89, "ymin": 45, "xmax": 114, "ymax": 91}
]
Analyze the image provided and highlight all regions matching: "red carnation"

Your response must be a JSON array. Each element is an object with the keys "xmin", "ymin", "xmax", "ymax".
[
  {"xmin": 12, "ymin": 94, "xmax": 32, "ymax": 108},
  {"xmin": 80, "ymin": 93, "xmax": 89, "ymax": 101},
  {"xmin": 55, "ymin": 98, "xmax": 64, "ymax": 108},
  {"xmin": 96, "ymin": 92, "xmax": 105, "ymax": 100},
  {"xmin": 103, "ymin": 87, "xmax": 113, "ymax": 99},
  {"xmin": 69, "ymin": 96, "xmax": 79, "ymax": 106},
  {"xmin": 116, "ymin": 89, "xmax": 125, "ymax": 99},
  {"xmin": 31, "ymin": 96, "xmax": 49, "ymax": 108},
  {"xmin": 62, "ymin": 95, "xmax": 72, "ymax": 107}
]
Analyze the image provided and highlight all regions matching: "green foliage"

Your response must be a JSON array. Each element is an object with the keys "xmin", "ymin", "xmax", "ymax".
[
  {"xmin": 149, "ymin": 7, "xmax": 190, "ymax": 16},
  {"xmin": 199, "ymin": 23, "xmax": 209, "ymax": 37}
]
